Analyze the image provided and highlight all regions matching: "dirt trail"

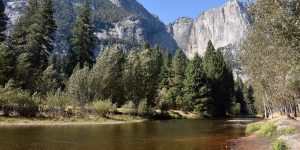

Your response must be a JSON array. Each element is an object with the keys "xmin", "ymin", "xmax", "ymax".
[
  {"xmin": 231, "ymin": 135, "xmax": 272, "ymax": 150},
  {"xmin": 276, "ymin": 118, "xmax": 300, "ymax": 150},
  {"xmin": 233, "ymin": 117, "xmax": 300, "ymax": 150}
]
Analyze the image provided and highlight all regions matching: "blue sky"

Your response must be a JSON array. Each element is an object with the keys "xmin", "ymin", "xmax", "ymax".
[{"xmin": 137, "ymin": 0, "xmax": 235, "ymax": 24}]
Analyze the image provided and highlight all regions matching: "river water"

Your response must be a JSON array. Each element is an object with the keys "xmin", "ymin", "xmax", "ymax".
[{"xmin": 0, "ymin": 119, "xmax": 255, "ymax": 150}]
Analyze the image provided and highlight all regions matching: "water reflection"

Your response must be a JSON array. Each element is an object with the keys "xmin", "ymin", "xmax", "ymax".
[{"xmin": 0, "ymin": 119, "xmax": 254, "ymax": 150}]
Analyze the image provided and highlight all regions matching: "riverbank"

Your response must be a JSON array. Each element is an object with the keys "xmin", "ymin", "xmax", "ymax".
[
  {"xmin": 0, "ymin": 115, "xmax": 145, "ymax": 126},
  {"xmin": 233, "ymin": 114, "xmax": 300, "ymax": 150}
]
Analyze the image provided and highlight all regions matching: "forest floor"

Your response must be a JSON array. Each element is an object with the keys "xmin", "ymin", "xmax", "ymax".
[{"xmin": 233, "ymin": 114, "xmax": 300, "ymax": 150}]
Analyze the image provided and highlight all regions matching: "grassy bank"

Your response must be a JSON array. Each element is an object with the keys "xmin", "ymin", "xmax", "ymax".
[{"xmin": 243, "ymin": 115, "xmax": 300, "ymax": 150}]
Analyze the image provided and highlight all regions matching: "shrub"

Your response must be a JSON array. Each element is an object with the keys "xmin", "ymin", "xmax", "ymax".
[
  {"xmin": 110, "ymin": 103, "xmax": 118, "ymax": 113},
  {"xmin": 273, "ymin": 139, "xmax": 288, "ymax": 150},
  {"xmin": 138, "ymin": 99, "xmax": 148, "ymax": 116},
  {"xmin": 278, "ymin": 127, "xmax": 296, "ymax": 135},
  {"xmin": 121, "ymin": 101, "xmax": 136, "ymax": 115},
  {"xmin": 258, "ymin": 122, "xmax": 277, "ymax": 137},
  {"xmin": 0, "ymin": 87, "xmax": 38, "ymax": 117},
  {"xmin": 45, "ymin": 89, "xmax": 73, "ymax": 110},
  {"xmin": 92, "ymin": 100, "xmax": 113, "ymax": 117},
  {"xmin": 246, "ymin": 123, "xmax": 261, "ymax": 135}
]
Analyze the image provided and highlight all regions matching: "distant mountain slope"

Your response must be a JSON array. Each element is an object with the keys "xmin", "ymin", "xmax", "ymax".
[
  {"xmin": 4, "ymin": 0, "xmax": 251, "ymax": 76},
  {"xmin": 4, "ymin": 0, "xmax": 178, "ymax": 54}
]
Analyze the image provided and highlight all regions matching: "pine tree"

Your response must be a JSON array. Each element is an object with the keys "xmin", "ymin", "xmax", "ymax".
[
  {"xmin": 235, "ymin": 76, "xmax": 247, "ymax": 115},
  {"xmin": 70, "ymin": 0, "xmax": 95, "ymax": 69},
  {"xmin": 0, "ymin": 44, "xmax": 14, "ymax": 85},
  {"xmin": 36, "ymin": 0, "xmax": 57, "ymax": 68},
  {"xmin": 139, "ymin": 45, "xmax": 163, "ymax": 106},
  {"xmin": 168, "ymin": 49, "xmax": 187, "ymax": 109},
  {"xmin": 123, "ymin": 51, "xmax": 142, "ymax": 105},
  {"xmin": 159, "ymin": 49, "xmax": 172, "ymax": 89},
  {"xmin": 0, "ymin": 0, "xmax": 7, "ymax": 42},
  {"xmin": 10, "ymin": 0, "xmax": 39, "ymax": 90},
  {"xmin": 182, "ymin": 55, "xmax": 210, "ymax": 113},
  {"xmin": 10, "ymin": 0, "xmax": 39, "ymax": 55},
  {"xmin": 243, "ymin": 85, "xmax": 256, "ymax": 115},
  {"xmin": 203, "ymin": 41, "xmax": 234, "ymax": 117}
]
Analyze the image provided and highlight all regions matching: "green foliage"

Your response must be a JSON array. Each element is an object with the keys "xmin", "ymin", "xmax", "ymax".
[
  {"xmin": 273, "ymin": 139, "xmax": 288, "ymax": 150},
  {"xmin": 278, "ymin": 127, "xmax": 296, "ymax": 135},
  {"xmin": 232, "ymin": 102, "xmax": 241, "ymax": 116},
  {"xmin": 183, "ymin": 54, "xmax": 210, "ymax": 113},
  {"xmin": 0, "ymin": 44, "xmax": 15, "ymax": 85},
  {"xmin": 137, "ymin": 99, "xmax": 148, "ymax": 116},
  {"xmin": 45, "ymin": 89, "xmax": 73, "ymax": 110},
  {"xmin": 123, "ymin": 51, "xmax": 142, "ymax": 105},
  {"xmin": 92, "ymin": 100, "xmax": 113, "ymax": 117},
  {"xmin": 121, "ymin": 101, "xmax": 136, "ymax": 115},
  {"xmin": 258, "ymin": 122, "xmax": 277, "ymax": 137},
  {"xmin": 0, "ymin": 86, "xmax": 38, "ymax": 116},
  {"xmin": 169, "ymin": 49, "xmax": 187, "ymax": 109},
  {"xmin": 68, "ymin": 66, "xmax": 91, "ymax": 108},
  {"xmin": 159, "ymin": 49, "xmax": 172, "ymax": 89},
  {"xmin": 203, "ymin": 41, "xmax": 235, "ymax": 117},
  {"xmin": 110, "ymin": 103, "xmax": 118, "ymax": 113},
  {"xmin": 0, "ymin": 0, "xmax": 7, "ymax": 42},
  {"xmin": 245, "ymin": 123, "xmax": 261, "ymax": 135},
  {"xmin": 70, "ymin": 0, "xmax": 95, "ymax": 69},
  {"xmin": 90, "ymin": 46, "xmax": 124, "ymax": 105},
  {"xmin": 139, "ymin": 46, "xmax": 163, "ymax": 106}
]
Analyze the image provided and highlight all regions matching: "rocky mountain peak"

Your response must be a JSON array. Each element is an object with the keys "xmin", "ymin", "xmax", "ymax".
[{"xmin": 169, "ymin": 0, "xmax": 251, "ymax": 59}]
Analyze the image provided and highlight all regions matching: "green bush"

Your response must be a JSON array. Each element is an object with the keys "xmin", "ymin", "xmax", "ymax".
[
  {"xmin": 92, "ymin": 100, "xmax": 113, "ymax": 117},
  {"xmin": 246, "ymin": 123, "xmax": 261, "ymax": 135},
  {"xmin": 45, "ymin": 89, "xmax": 73, "ymax": 110},
  {"xmin": 273, "ymin": 139, "xmax": 288, "ymax": 150},
  {"xmin": 138, "ymin": 99, "xmax": 148, "ymax": 116},
  {"xmin": 0, "ymin": 87, "xmax": 38, "ymax": 117},
  {"xmin": 109, "ymin": 103, "xmax": 118, "ymax": 113},
  {"xmin": 258, "ymin": 122, "xmax": 277, "ymax": 137},
  {"xmin": 121, "ymin": 101, "xmax": 136, "ymax": 115},
  {"xmin": 278, "ymin": 127, "xmax": 296, "ymax": 135}
]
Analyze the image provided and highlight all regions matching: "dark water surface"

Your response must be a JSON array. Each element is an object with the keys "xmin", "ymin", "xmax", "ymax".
[{"xmin": 0, "ymin": 119, "xmax": 254, "ymax": 150}]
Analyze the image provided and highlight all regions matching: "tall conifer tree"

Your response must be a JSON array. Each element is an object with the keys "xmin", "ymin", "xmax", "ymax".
[
  {"xmin": 0, "ymin": 0, "xmax": 7, "ymax": 42},
  {"xmin": 70, "ymin": 0, "xmax": 95, "ymax": 69},
  {"xmin": 183, "ymin": 55, "xmax": 210, "ymax": 112},
  {"xmin": 203, "ymin": 41, "xmax": 234, "ymax": 117}
]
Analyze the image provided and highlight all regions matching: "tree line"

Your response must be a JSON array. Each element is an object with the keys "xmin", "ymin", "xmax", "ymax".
[
  {"xmin": 240, "ymin": 0, "xmax": 300, "ymax": 118},
  {"xmin": 0, "ymin": 0, "xmax": 255, "ymax": 118}
]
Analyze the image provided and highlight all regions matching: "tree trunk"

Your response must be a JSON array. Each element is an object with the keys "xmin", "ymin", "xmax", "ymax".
[{"xmin": 263, "ymin": 99, "xmax": 268, "ymax": 119}]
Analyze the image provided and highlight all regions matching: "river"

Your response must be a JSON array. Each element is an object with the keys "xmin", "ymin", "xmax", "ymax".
[{"xmin": 0, "ymin": 119, "xmax": 255, "ymax": 150}]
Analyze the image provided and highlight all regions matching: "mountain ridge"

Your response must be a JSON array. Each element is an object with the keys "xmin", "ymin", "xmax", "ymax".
[{"xmin": 4, "ymin": 0, "xmax": 250, "ymax": 63}]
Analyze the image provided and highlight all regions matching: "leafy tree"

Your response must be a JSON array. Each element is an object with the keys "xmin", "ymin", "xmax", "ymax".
[
  {"xmin": 123, "ymin": 51, "xmax": 142, "ymax": 105},
  {"xmin": 90, "ymin": 46, "xmax": 124, "ymax": 105},
  {"xmin": 182, "ymin": 55, "xmax": 211, "ymax": 113},
  {"xmin": 241, "ymin": 0, "xmax": 300, "ymax": 118},
  {"xmin": 139, "ymin": 45, "xmax": 163, "ymax": 106},
  {"xmin": 70, "ymin": 0, "xmax": 95, "ymax": 69},
  {"xmin": 68, "ymin": 65, "xmax": 90, "ymax": 108},
  {"xmin": 0, "ymin": 0, "xmax": 7, "ymax": 42}
]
